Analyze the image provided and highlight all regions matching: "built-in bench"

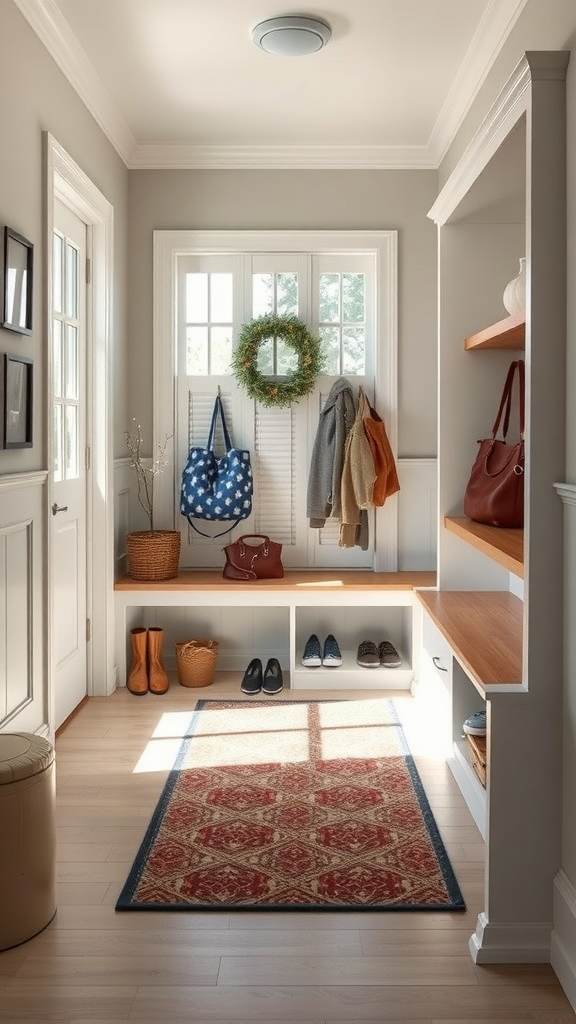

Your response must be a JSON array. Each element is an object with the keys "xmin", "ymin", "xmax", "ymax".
[{"xmin": 114, "ymin": 569, "xmax": 435, "ymax": 691}]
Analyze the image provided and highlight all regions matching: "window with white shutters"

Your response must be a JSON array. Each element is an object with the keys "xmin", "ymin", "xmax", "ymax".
[{"xmin": 154, "ymin": 231, "xmax": 398, "ymax": 571}]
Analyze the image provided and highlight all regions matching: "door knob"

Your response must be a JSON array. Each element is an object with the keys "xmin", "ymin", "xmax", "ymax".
[{"xmin": 51, "ymin": 503, "xmax": 68, "ymax": 516}]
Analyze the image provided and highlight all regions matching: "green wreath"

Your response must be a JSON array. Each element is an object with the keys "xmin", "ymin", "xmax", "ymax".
[{"xmin": 231, "ymin": 314, "xmax": 324, "ymax": 407}]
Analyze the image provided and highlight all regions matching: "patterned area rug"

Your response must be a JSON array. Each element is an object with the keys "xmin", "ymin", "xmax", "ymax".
[{"xmin": 116, "ymin": 698, "xmax": 465, "ymax": 911}]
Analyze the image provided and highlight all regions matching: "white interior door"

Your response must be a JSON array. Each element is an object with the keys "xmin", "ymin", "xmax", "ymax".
[{"xmin": 51, "ymin": 200, "xmax": 88, "ymax": 729}]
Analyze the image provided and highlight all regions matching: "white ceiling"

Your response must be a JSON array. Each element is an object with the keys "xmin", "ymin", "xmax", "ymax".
[{"xmin": 16, "ymin": 0, "xmax": 528, "ymax": 168}]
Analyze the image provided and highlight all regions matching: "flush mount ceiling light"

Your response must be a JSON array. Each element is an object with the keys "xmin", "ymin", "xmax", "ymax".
[{"xmin": 252, "ymin": 16, "xmax": 331, "ymax": 56}]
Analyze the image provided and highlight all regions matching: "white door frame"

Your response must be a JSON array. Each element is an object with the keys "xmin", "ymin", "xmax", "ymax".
[{"xmin": 44, "ymin": 132, "xmax": 115, "ymax": 712}]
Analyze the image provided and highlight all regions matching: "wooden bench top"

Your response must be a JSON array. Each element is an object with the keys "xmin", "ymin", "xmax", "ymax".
[
  {"xmin": 115, "ymin": 569, "xmax": 436, "ymax": 593},
  {"xmin": 417, "ymin": 589, "xmax": 523, "ymax": 692}
]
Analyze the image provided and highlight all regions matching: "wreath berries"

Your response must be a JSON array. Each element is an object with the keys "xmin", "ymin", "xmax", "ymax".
[{"xmin": 231, "ymin": 314, "xmax": 324, "ymax": 408}]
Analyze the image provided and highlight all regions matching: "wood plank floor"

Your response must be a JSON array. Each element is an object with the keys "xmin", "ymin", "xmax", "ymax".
[{"xmin": 1, "ymin": 680, "xmax": 574, "ymax": 1024}]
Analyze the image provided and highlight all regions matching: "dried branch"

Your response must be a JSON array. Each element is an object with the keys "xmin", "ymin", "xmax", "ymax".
[{"xmin": 125, "ymin": 421, "xmax": 172, "ymax": 531}]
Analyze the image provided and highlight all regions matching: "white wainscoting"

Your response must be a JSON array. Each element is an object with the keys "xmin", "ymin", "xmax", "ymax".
[
  {"xmin": 0, "ymin": 472, "xmax": 48, "ymax": 736},
  {"xmin": 397, "ymin": 458, "xmax": 437, "ymax": 571}
]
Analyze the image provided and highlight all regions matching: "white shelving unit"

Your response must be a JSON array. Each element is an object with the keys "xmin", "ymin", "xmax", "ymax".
[{"xmin": 425, "ymin": 51, "xmax": 569, "ymax": 964}]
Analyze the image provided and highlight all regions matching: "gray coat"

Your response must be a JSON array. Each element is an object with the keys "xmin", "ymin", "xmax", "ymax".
[{"xmin": 306, "ymin": 378, "xmax": 356, "ymax": 527}]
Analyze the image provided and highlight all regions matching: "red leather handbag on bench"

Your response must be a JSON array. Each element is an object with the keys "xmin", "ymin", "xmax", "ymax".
[{"xmin": 223, "ymin": 535, "xmax": 284, "ymax": 581}]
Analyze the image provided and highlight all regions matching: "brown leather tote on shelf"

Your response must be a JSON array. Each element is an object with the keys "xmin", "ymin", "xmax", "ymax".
[
  {"xmin": 222, "ymin": 534, "xmax": 284, "ymax": 581},
  {"xmin": 463, "ymin": 358, "xmax": 525, "ymax": 529}
]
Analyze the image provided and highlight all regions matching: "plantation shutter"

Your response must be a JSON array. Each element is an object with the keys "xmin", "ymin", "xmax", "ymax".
[{"xmin": 254, "ymin": 404, "xmax": 295, "ymax": 544}]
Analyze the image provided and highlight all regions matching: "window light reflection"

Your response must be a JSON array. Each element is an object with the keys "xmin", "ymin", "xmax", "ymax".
[{"xmin": 131, "ymin": 697, "xmax": 450, "ymax": 776}]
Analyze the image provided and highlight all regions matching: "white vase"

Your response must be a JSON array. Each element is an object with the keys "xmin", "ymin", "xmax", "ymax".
[{"xmin": 503, "ymin": 257, "xmax": 526, "ymax": 317}]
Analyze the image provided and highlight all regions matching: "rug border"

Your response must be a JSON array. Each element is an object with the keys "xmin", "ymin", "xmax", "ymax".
[{"xmin": 115, "ymin": 698, "xmax": 466, "ymax": 913}]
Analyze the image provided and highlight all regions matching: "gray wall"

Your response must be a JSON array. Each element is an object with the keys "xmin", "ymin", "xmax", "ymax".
[
  {"xmin": 127, "ymin": 168, "xmax": 438, "ymax": 458},
  {"xmin": 0, "ymin": 1, "xmax": 129, "ymax": 464}
]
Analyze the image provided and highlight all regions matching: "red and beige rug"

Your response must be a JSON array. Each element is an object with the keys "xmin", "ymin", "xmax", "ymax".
[{"xmin": 116, "ymin": 698, "xmax": 465, "ymax": 911}]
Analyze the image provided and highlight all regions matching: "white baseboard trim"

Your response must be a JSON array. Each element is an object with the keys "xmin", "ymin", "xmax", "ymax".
[
  {"xmin": 551, "ymin": 870, "xmax": 576, "ymax": 1012},
  {"xmin": 469, "ymin": 911, "xmax": 552, "ymax": 963}
]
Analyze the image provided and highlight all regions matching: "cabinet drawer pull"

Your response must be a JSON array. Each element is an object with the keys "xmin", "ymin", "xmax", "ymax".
[{"xmin": 433, "ymin": 656, "xmax": 448, "ymax": 672}]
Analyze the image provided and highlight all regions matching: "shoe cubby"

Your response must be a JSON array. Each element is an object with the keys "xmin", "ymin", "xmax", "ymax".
[
  {"xmin": 293, "ymin": 604, "xmax": 414, "ymax": 690},
  {"xmin": 131, "ymin": 604, "xmax": 291, "ymax": 678},
  {"xmin": 449, "ymin": 660, "xmax": 488, "ymax": 838},
  {"xmin": 115, "ymin": 570, "xmax": 432, "ymax": 695}
]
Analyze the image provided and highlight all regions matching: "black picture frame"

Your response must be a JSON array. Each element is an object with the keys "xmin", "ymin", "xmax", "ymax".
[
  {"xmin": 2, "ymin": 227, "xmax": 33, "ymax": 335},
  {"xmin": 3, "ymin": 353, "xmax": 33, "ymax": 448}
]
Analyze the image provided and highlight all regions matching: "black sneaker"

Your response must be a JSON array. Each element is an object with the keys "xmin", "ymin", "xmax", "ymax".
[
  {"xmin": 240, "ymin": 657, "xmax": 263, "ymax": 694},
  {"xmin": 302, "ymin": 634, "xmax": 322, "ymax": 667},
  {"xmin": 378, "ymin": 640, "xmax": 401, "ymax": 668},
  {"xmin": 322, "ymin": 634, "xmax": 342, "ymax": 667},
  {"xmin": 262, "ymin": 658, "xmax": 283, "ymax": 695}
]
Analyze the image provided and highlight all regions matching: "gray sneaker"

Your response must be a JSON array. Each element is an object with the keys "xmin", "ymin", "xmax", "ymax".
[
  {"xmin": 463, "ymin": 711, "xmax": 486, "ymax": 736},
  {"xmin": 357, "ymin": 640, "xmax": 380, "ymax": 667},
  {"xmin": 378, "ymin": 640, "xmax": 401, "ymax": 668}
]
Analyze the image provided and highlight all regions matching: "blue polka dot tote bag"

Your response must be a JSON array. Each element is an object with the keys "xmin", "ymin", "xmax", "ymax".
[{"xmin": 180, "ymin": 394, "xmax": 253, "ymax": 537}]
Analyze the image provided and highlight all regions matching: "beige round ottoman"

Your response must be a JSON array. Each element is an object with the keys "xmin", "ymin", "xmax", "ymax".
[{"xmin": 0, "ymin": 733, "xmax": 56, "ymax": 949}]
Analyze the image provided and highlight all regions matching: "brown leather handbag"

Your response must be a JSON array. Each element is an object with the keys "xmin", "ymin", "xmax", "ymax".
[
  {"xmin": 222, "ymin": 534, "xmax": 284, "ymax": 580},
  {"xmin": 463, "ymin": 359, "xmax": 525, "ymax": 529}
]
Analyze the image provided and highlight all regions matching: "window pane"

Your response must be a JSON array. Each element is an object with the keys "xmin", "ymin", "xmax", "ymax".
[
  {"xmin": 53, "ymin": 320, "xmax": 63, "ymax": 398},
  {"xmin": 65, "ymin": 241, "xmax": 78, "ymax": 318},
  {"xmin": 320, "ymin": 326, "xmax": 340, "ymax": 375},
  {"xmin": 253, "ymin": 273, "xmax": 273, "ymax": 317},
  {"xmin": 319, "ymin": 273, "xmax": 340, "ymax": 322},
  {"xmin": 277, "ymin": 273, "xmax": 298, "ymax": 315},
  {"xmin": 53, "ymin": 233, "xmax": 63, "ymax": 313},
  {"xmin": 277, "ymin": 339, "xmax": 298, "ymax": 375},
  {"xmin": 65, "ymin": 405, "xmax": 79, "ymax": 480},
  {"xmin": 65, "ymin": 325, "xmax": 78, "ymax": 399},
  {"xmin": 210, "ymin": 326, "xmax": 233, "ymax": 374},
  {"xmin": 186, "ymin": 326, "xmax": 208, "ymax": 374},
  {"xmin": 256, "ymin": 337, "xmax": 274, "ymax": 375},
  {"xmin": 343, "ymin": 327, "xmax": 365, "ymax": 374},
  {"xmin": 210, "ymin": 273, "xmax": 232, "ymax": 322},
  {"xmin": 342, "ymin": 273, "xmax": 365, "ymax": 323},
  {"xmin": 186, "ymin": 273, "xmax": 207, "ymax": 323},
  {"xmin": 53, "ymin": 403, "xmax": 63, "ymax": 482}
]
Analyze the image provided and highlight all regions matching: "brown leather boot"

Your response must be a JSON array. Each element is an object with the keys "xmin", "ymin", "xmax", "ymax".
[
  {"xmin": 148, "ymin": 627, "xmax": 169, "ymax": 695},
  {"xmin": 127, "ymin": 627, "xmax": 148, "ymax": 695}
]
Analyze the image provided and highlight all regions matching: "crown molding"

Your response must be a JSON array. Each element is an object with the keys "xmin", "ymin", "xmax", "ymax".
[
  {"xmin": 127, "ymin": 143, "xmax": 435, "ymax": 170},
  {"xmin": 429, "ymin": 0, "xmax": 529, "ymax": 165},
  {"xmin": 428, "ymin": 50, "xmax": 570, "ymax": 225},
  {"xmin": 14, "ymin": 0, "xmax": 529, "ymax": 171},
  {"xmin": 13, "ymin": 0, "xmax": 136, "ymax": 164}
]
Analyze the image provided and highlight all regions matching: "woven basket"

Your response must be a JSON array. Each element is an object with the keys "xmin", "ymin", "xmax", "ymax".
[
  {"xmin": 176, "ymin": 639, "xmax": 219, "ymax": 687},
  {"xmin": 126, "ymin": 530, "xmax": 181, "ymax": 581}
]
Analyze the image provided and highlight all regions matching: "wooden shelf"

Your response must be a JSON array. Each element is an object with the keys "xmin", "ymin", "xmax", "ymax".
[
  {"xmin": 114, "ymin": 569, "xmax": 436, "ymax": 593},
  {"xmin": 416, "ymin": 589, "xmax": 523, "ymax": 693},
  {"xmin": 464, "ymin": 313, "xmax": 525, "ymax": 350},
  {"xmin": 444, "ymin": 516, "xmax": 524, "ymax": 578}
]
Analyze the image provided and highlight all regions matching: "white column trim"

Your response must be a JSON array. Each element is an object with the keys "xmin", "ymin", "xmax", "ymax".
[
  {"xmin": 428, "ymin": 51, "xmax": 570, "ymax": 226},
  {"xmin": 469, "ymin": 910, "xmax": 552, "ymax": 963},
  {"xmin": 555, "ymin": 482, "xmax": 576, "ymax": 506},
  {"xmin": 551, "ymin": 869, "xmax": 576, "ymax": 1013}
]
